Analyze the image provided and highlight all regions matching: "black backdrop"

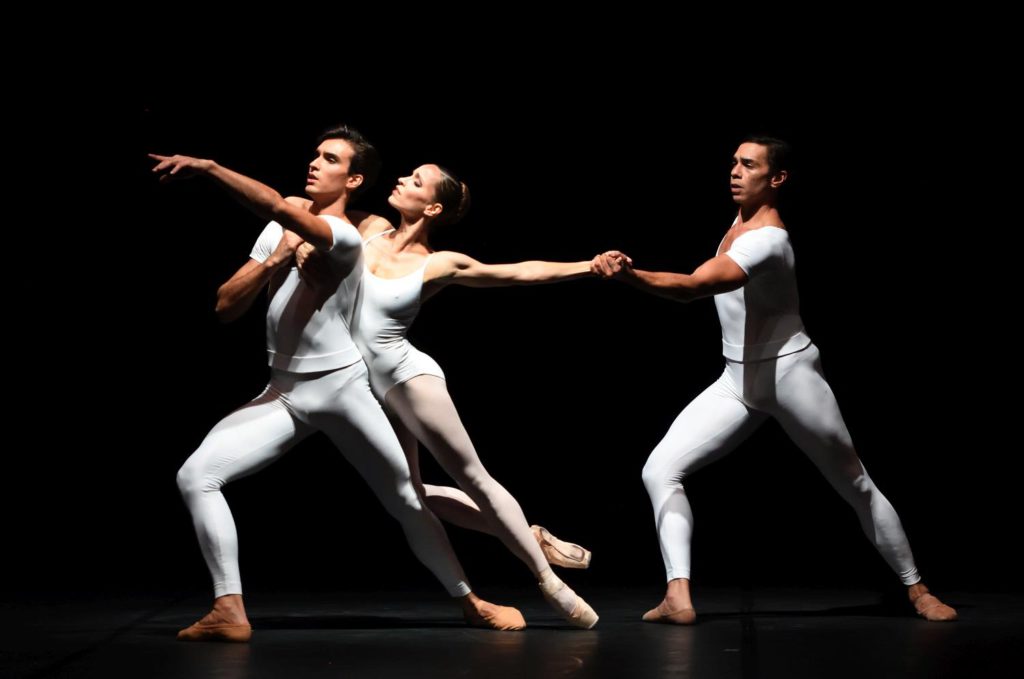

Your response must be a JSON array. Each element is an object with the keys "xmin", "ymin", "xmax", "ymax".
[{"xmin": 18, "ymin": 58, "xmax": 1013, "ymax": 600}]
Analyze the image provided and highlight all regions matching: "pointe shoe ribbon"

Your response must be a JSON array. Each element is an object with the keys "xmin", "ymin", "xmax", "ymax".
[
  {"xmin": 912, "ymin": 593, "xmax": 958, "ymax": 622},
  {"xmin": 177, "ymin": 621, "xmax": 253, "ymax": 642},
  {"xmin": 532, "ymin": 525, "xmax": 592, "ymax": 569},
  {"xmin": 642, "ymin": 602, "xmax": 696, "ymax": 625}
]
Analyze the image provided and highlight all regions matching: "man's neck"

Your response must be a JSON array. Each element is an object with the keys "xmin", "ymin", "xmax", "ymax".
[
  {"xmin": 310, "ymin": 194, "xmax": 349, "ymax": 219},
  {"xmin": 736, "ymin": 201, "xmax": 781, "ymax": 229}
]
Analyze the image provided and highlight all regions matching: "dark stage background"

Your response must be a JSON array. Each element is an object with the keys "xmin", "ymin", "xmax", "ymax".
[{"xmin": 17, "ymin": 64, "xmax": 1012, "ymax": 603}]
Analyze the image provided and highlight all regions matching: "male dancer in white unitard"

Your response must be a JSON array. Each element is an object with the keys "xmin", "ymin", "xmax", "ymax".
[
  {"xmin": 150, "ymin": 125, "xmax": 525, "ymax": 642},
  {"xmin": 591, "ymin": 137, "xmax": 957, "ymax": 625}
]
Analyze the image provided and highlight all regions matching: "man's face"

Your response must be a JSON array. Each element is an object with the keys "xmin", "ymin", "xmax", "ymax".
[
  {"xmin": 306, "ymin": 138, "xmax": 358, "ymax": 198},
  {"xmin": 729, "ymin": 142, "xmax": 777, "ymax": 204}
]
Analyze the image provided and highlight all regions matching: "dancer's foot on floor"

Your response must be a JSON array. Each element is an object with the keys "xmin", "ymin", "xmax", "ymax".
[{"xmin": 461, "ymin": 593, "xmax": 527, "ymax": 631}]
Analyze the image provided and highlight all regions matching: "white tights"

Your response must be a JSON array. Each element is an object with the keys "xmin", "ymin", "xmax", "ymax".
[
  {"xmin": 642, "ymin": 344, "xmax": 920, "ymax": 585},
  {"xmin": 176, "ymin": 363, "xmax": 471, "ymax": 598}
]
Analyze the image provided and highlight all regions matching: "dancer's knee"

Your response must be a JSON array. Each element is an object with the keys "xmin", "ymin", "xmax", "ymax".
[
  {"xmin": 447, "ymin": 464, "xmax": 494, "ymax": 498},
  {"xmin": 380, "ymin": 482, "xmax": 427, "ymax": 521},
  {"xmin": 176, "ymin": 454, "xmax": 220, "ymax": 498},
  {"xmin": 642, "ymin": 458, "xmax": 676, "ymax": 495},
  {"xmin": 832, "ymin": 469, "xmax": 875, "ymax": 509}
]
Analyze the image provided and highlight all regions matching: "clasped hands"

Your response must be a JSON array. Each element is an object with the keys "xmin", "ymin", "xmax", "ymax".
[{"xmin": 590, "ymin": 250, "xmax": 634, "ymax": 279}]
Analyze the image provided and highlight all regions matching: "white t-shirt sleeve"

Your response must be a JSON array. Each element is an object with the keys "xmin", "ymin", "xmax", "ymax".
[
  {"xmin": 249, "ymin": 215, "xmax": 359, "ymax": 263},
  {"xmin": 321, "ymin": 214, "xmax": 361, "ymax": 252},
  {"xmin": 249, "ymin": 221, "xmax": 285, "ymax": 263},
  {"xmin": 724, "ymin": 228, "xmax": 785, "ymax": 278}
]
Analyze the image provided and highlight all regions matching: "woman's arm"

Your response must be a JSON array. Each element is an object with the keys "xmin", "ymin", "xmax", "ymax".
[
  {"xmin": 429, "ymin": 251, "xmax": 594, "ymax": 288},
  {"xmin": 148, "ymin": 153, "xmax": 336, "ymax": 249}
]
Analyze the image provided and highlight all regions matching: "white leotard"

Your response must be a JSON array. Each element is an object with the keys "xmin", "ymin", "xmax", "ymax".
[{"xmin": 352, "ymin": 230, "xmax": 445, "ymax": 399}]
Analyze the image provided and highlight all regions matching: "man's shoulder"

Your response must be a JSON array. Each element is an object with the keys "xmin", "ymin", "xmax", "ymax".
[{"xmin": 284, "ymin": 196, "xmax": 314, "ymax": 210}]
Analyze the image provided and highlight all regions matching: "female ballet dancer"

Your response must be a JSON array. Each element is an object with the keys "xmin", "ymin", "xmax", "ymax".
[{"xmin": 299, "ymin": 163, "xmax": 598, "ymax": 628}]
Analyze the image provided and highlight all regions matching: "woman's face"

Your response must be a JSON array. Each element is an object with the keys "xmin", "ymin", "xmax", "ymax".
[{"xmin": 387, "ymin": 164, "xmax": 444, "ymax": 219}]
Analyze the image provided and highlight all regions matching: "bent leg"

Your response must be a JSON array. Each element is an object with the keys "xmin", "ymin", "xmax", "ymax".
[
  {"xmin": 386, "ymin": 376, "xmax": 598, "ymax": 627},
  {"xmin": 642, "ymin": 375, "xmax": 765, "ymax": 582},
  {"xmin": 390, "ymin": 408, "xmax": 591, "ymax": 569},
  {"xmin": 385, "ymin": 405, "xmax": 491, "ymax": 534},
  {"xmin": 385, "ymin": 376, "xmax": 549, "ymax": 576},
  {"xmin": 177, "ymin": 385, "xmax": 312, "ymax": 597}
]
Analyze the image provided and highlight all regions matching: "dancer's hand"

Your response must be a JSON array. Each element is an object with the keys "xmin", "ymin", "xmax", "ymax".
[
  {"xmin": 266, "ymin": 230, "xmax": 305, "ymax": 268},
  {"xmin": 295, "ymin": 241, "xmax": 335, "ymax": 289},
  {"xmin": 148, "ymin": 153, "xmax": 214, "ymax": 182},
  {"xmin": 590, "ymin": 250, "xmax": 633, "ymax": 278},
  {"xmin": 295, "ymin": 242, "xmax": 316, "ymax": 269}
]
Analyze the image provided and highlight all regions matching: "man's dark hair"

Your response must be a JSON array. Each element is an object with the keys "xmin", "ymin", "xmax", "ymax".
[
  {"xmin": 740, "ymin": 135, "xmax": 791, "ymax": 175},
  {"xmin": 317, "ymin": 124, "xmax": 381, "ymax": 198}
]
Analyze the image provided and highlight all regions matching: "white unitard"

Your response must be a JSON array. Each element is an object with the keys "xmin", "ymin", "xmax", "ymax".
[
  {"xmin": 177, "ymin": 217, "xmax": 471, "ymax": 598},
  {"xmin": 351, "ymin": 231, "xmax": 550, "ymax": 576},
  {"xmin": 642, "ymin": 226, "xmax": 920, "ymax": 585}
]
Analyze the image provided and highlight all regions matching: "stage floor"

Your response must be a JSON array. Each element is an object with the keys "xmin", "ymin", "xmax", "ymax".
[{"xmin": 6, "ymin": 586, "xmax": 1020, "ymax": 678}]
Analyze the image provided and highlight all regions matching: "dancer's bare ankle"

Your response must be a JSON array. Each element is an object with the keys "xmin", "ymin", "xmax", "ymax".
[
  {"xmin": 664, "ymin": 578, "xmax": 693, "ymax": 610},
  {"xmin": 203, "ymin": 594, "xmax": 248, "ymax": 626},
  {"xmin": 459, "ymin": 592, "xmax": 483, "ymax": 613},
  {"xmin": 907, "ymin": 583, "xmax": 929, "ymax": 601}
]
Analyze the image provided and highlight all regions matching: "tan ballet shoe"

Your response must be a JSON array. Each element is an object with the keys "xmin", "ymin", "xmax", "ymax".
[
  {"xmin": 912, "ymin": 592, "xmax": 958, "ymax": 622},
  {"xmin": 531, "ymin": 525, "xmax": 592, "ymax": 569},
  {"xmin": 176, "ymin": 620, "xmax": 252, "ymax": 642},
  {"xmin": 642, "ymin": 601, "xmax": 697, "ymax": 625},
  {"xmin": 464, "ymin": 602, "xmax": 527, "ymax": 631}
]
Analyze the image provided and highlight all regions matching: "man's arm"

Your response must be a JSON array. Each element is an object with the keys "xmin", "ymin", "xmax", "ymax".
[
  {"xmin": 593, "ymin": 251, "xmax": 748, "ymax": 303},
  {"xmin": 215, "ymin": 231, "xmax": 303, "ymax": 322},
  {"xmin": 149, "ymin": 154, "xmax": 336, "ymax": 249}
]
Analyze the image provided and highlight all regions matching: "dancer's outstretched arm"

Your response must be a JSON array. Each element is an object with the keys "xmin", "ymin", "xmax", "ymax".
[
  {"xmin": 148, "ymin": 154, "xmax": 337, "ymax": 249},
  {"xmin": 592, "ymin": 250, "xmax": 747, "ymax": 303},
  {"xmin": 429, "ymin": 251, "xmax": 593, "ymax": 288}
]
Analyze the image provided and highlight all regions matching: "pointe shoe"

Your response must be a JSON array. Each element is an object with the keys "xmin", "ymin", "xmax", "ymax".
[
  {"xmin": 912, "ymin": 592, "xmax": 958, "ymax": 622},
  {"xmin": 532, "ymin": 525, "xmax": 592, "ymax": 569},
  {"xmin": 539, "ymin": 578, "xmax": 599, "ymax": 629},
  {"xmin": 465, "ymin": 603, "xmax": 527, "ymax": 631},
  {"xmin": 176, "ymin": 620, "xmax": 252, "ymax": 642},
  {"xmin": 642, "ymin": 601, "xmax": 696, "ymax": 625}
]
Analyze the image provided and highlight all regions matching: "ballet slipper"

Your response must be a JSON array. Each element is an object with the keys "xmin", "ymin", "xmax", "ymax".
[
  {"xmin": 912, "ymin": 592, "xmax": 958, "ymax": 622},
  {"xmin": 641, "ymin": 601, "xmax": 697, "ymax": 625},
  {"xmin": 539, "ymin": 578, "xmax": 599, "ymax": 629},
  {"xmin": 464, "ymin": 601, "xmax": 527, "ymax": 631},
  {"xmin": 176, "ymin": 620, "xmax": 252, "ymax": 642},
  {"xmin": 531, "ymin": 525, "xmax": 592, "ymax": 569}
]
